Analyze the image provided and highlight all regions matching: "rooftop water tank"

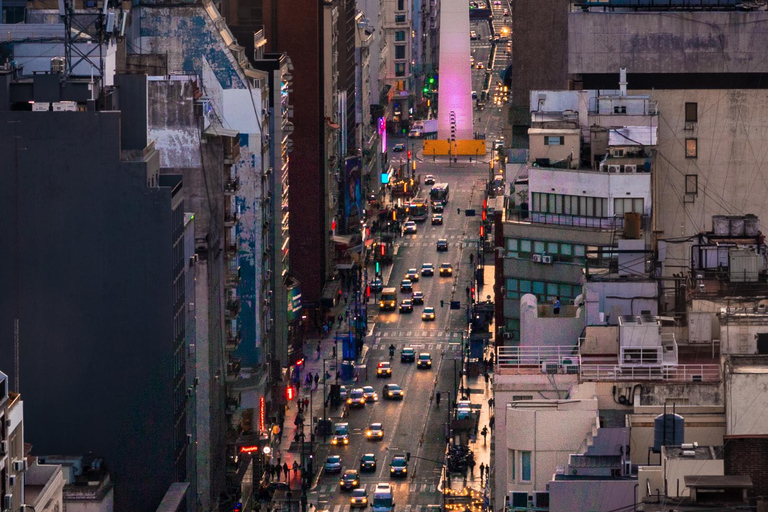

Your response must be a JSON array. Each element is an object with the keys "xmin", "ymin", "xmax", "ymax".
[
  {"xmin": 745, "ymin": 214, "xmax": 760, "ymax": 237},
  {"xmin": 712, "ymin": 215, "xmax": 729, "ymax": 236},
  {"xmin": 730, "ymin": 216, "xmax": 745, "ymax": 237},
  {"xmin": 653, "ymin": 413, "xmax": 684, "ymax": 452}
]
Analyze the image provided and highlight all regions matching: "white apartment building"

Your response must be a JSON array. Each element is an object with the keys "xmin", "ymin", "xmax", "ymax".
[{"xmin": 381, "ymin": 0, "xmax": 413, "ymax": 130}]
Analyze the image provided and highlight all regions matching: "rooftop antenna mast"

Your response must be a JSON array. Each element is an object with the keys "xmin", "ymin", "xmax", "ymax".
[{"xmin": 59, "ymin": 0, "xmax": 117, "ymax": 89}]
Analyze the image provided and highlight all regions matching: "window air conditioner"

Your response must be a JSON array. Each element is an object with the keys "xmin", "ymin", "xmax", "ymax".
[
  {"xmin": 608, "ymin": 165, "xmax": 621, "ymax": 173},
  {"xmin": 531, "ymin": 254, "xmax": 542, "ymax": 263},
  {"xmin": 13, "ymin": 459, "xmax": 26, "ymax": 472},
  {"xmin": 541, "ymin": 362, "xmax": 559, "ymax": 374},
  {"xmin": 7, "ymin": 475, "xmax": 15, "ymax": 487},
  {"xmin": 624, "ymin": 164, "xmax": 636, "ymax": 173},
  {"xmin": 0, "ymin": 440, "xmax": 7, "ymax": 454},
  {"xmin": 542, "ymin": 255, "xmax": 553, "ymax": 264},
  {"xmin": 533, "ymin": 491, "xmax": 550, "ymax": 508},
  {"xmin": 4, "ymin": 495, "xmax": 13, "ymax": 510}
]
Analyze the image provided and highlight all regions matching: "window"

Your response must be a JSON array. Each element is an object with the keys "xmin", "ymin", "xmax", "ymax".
[
  {"xmin": 547, "ymin": 242, "xmax": 559, "ymax": 255},
  {"xmin": 519, "ymin": 239, "xmax": 532, "ymax": 255},
  {"xmin": 506, "ymin": 238, "xmax": 519, "ymax": 258},
  {"xmin": 397, "ymin": 0, "xmax": 405, "ymax": 10},
  {"xmin": 685, "ymin": 174, "xmax": 698, "ymax": 196},
  {"xmin": 614, "ymin": 198, "xmax": 644, "ymax": 216},
  {"xmin": 509, "ymin": 450, "xmax": 516, "ymax": 481},
  {"xmin": 521, "ymin": 451, "xmax": 532, "ymax": 481},
  {"xmin": 395, "ymin": 45, "xmax": 406, "ymax": 60},
  {"xmin": 544, "ymin": 136, "xmax": 564, "ymax": 145},
  {"xmin": 394, "ymin": 80, "xmax": 406, "ymax": 91},
  {"xmin": 685, "ymin": 138, "xmax": 697, "ymax": 158},
  {"xmin": 395, "ymin": 30, "xmax": 406, "ymax": 42},
  {"xmin": 533, "ymin": 241, "xmax": 545, "ymax": 254},
  {"xmin": 519, "ymin": 280, "xmax": 531, "ymax": 294},
  {"xmin": 505, "ymin": 278, "xmax": 519, "ymax": 299},
  {"xmin": 395, "ymin": 13, "xmax": 406, "ymax": 23},
  {"xmin": 395, "ymin": 63, "xmax": 406, "ymax": 77},
  {"xmin": 685, "ymin": 102, "xmax": 698, "ymax": 123}
]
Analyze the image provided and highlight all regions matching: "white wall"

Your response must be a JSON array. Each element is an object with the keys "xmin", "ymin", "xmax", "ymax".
[
  {"xmin": 520, "ymin": 294, "xmax": 585, "ymax": 346},
  {"xmin": 726, "ymin": 370, "xmax": 768, "ymax": 435},
  {"xmin": 585, "ymin": 281, "xmax": 658, "ymax": 326}
]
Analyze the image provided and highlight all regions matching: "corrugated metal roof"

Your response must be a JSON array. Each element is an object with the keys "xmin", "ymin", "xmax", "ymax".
[{"xmin": 0, "ymin": 24, "xmax": 65, "ymax": 41}]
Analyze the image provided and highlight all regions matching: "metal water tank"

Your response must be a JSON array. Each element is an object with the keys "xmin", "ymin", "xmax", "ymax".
[
  {"xmin": 653, "ymin": 413, "xmax": 684, "ymax": 452},
  {"xmin": 623, "ymin": 212, "xmax": 642, "ymax": 239},
  {"xmin": 730, "ymin": 216, "xmax": 745, "ymax": 237},
  {"xmin": 712, "ymin": 215, "xmax": 729, "ymax": 236},
  {"xmin": 745, "ymin": 214, "xmax": 760, "ymax": 237},
  {"xmin": 50, "ymin": 57, "xmax": 65, "ymax": 75}
]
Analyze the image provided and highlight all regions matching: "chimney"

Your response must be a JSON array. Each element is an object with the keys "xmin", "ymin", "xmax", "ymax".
[{"xmin": 619, "ymin": 67, "xmax": 627, "ymax": 96}]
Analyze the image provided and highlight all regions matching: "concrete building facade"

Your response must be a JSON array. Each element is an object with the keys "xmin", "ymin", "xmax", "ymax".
[{"xmin": 382, "ymin": 0, "xmax": 413, "ymax": 130}]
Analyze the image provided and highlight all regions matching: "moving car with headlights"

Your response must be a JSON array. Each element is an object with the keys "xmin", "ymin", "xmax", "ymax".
[
  {"xmin": 332, "ymin": 423, "xmax": 350, "ymax": 445},
  {"xmin": 348, "ymin": 388, "xmax": 366, "ymax": 408},
  {"xmin": 424, "ymin": 175, "xmax": 435, "ymax": 185},
  {"xmin": 379, "ymin": 287, "xmax": 397, "ymax": 311},
  {"xmin": 432, "ymin": 214, "xmax": 443, "ymax": 225},
  {"xmin": 383, "ymin": 384, "xmax": 404, "ymax": 400},
  {"xmin": 439, "ymin": 263, "xmax": 453, "ymax": 276},
  {"xmin": 340, "ymin": 469, "xmax": 360, "ymax": 490},
  {"xmin": 365, "ymin": 423, "xmax": 384, "ymax": 440},
  {"xmin": 400, "ymin": 346, "xmax": 416, "ymax": 362},
  {"xmin": 399, "ymin": 299, "xmax": 413, "ymax": 313},
  {"xmin": 400, "ymin": 279, "xmax": 413, "ymax": 293},
  {"xmin": 422, "ymin": 307, "xmax": 436, "ymax": 321},
  {"xmin": 417, "ymin": 353, "xmax": 433, "ymax": 369},
  {"xmin": 350, "ymin": 489, "xmax": 369, "ymax": 508},
  {"xmin": 389, "ymin": 456, "xmax": 408, "ymax": 478},
  {"xmin": 405, "ymin": 268, "xmax": 420, "ymax": 281},
  {"xmin": 404, "ymin": 221, "xmax": 418, "ymax": 234},
  {"xmin": 325, "ymin": 455, "xmax": 342, "ymax": 473},
  {"xmin": 363, "ymin": 386, "xmax": 378, "ymax": 402},
  {"xmin": 377, "ymin": 361, "xmax": 392, "ymax": 377},
  {"xmin": 360, "ymin": 453, "xmax": 378, "ymax": 471},
  {"xmin": 421, "ymin": 263, "xmax": 434, "ymax": 276},
  {"xmin": 432, "ymin": 201, "xmax": 444, "ymax": 212},
  {"xmin": 412, "ymin": 291, "xmax": 424, "ymax": 305},
  {"xmin": 436, "ymin": 239, "xmax": 448, "ymax": 251}
]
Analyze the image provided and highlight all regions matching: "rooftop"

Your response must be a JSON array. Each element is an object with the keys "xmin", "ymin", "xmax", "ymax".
[{"xmin": 663, "ymin": 445, "xmax": 723, "ymax": 461}]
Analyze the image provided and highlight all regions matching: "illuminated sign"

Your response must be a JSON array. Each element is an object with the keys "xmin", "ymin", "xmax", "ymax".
[{"xmin": 259, "ymin": 396, "xmax": 266, "ymax": 432}]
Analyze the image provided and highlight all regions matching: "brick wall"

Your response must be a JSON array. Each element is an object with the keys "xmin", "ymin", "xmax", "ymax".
[{"xmin": 724, "ymin": 436, "xmax": 768, "ymax": 497}]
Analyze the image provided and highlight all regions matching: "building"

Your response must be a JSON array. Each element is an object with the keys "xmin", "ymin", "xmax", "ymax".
[
  {"xmin": 37, "ymin": 455, "xmax": 114, "ymax": 511},
  {"xmin": 382, "ymin": 0, "xmax": 413, "ymax": 131},
  {"xmin": 0, "ymin": 70, "xmax": 188, "ymax": 512}
]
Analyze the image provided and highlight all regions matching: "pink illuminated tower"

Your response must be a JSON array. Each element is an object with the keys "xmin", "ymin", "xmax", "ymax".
[{"xmin": 437, "ymin": 0, "xmax": 474, "ymax": 141}]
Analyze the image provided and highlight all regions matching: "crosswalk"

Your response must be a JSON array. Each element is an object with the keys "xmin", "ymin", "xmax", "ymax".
[
  {"xmin": 318, "ymin": 502, "xmax": 440, "ymax": 512},
  {"xmin": 372, "ymin": 331, "xmax": 463, "ymax": 341},
  {"xmin": 314, "ymin": 483, "xmax": 439, "ymax": 495},
  {"xmin": 371, "ymin": 340, "xmax": 462, "ymax": 351}
]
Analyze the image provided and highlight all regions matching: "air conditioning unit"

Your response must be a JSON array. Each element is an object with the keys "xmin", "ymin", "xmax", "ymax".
[
  {"xmin": 563, "ymin": 364, "xmax": 580, "ymax": 375},
  {"xmin": 607, "ymin": 165, "xmax": 621, "ymax": 173},
  {"xmin": 541, "ymin": 362, "xmax": 559, "ymax": 374},
  {"xmin": 624, "ymin": 164, "xmax": 637, "ymax": 173},
  {"xmin": 509, "ymin": 491, "xmax": 529, "ymax": 509},
  {"xmin": 533, "ymin": 491, "xmax": 550, "ymax": 508},
  {"xmin": 7, "ymin": 475, "xmax": 15, "ymax": 487},
  {"xmin": 531, "ymin": 254, "xmax": 542, "ymax": 263},
  {"xmin": 542, "ymin": 255, "xmax": 553, "ymax": 264},
  {"xmin": 12, "ymin": 459, "xmax": 26, "ymax": 472},
  {"xmin": 503, "ymin": 332, "xmax": 513, "ymax": 340},
  {"xmin": 0, "ymin": 440, "xmax": 7, "ymax": 455},
  {"xmin": 4, "ymin": 494, "xmax": 12, "ymax": 510}
]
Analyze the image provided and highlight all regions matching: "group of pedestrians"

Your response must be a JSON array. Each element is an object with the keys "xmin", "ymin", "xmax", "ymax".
[
  {"xmin": 303, "ymin": 372, "xmax": 321, "ymax": 388},
  {"xmin": 263, "ymin": 460, "xmax": 302, "ymax": 483}
]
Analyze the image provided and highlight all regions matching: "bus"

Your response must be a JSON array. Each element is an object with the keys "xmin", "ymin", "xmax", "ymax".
[
  {"xmin": 406, "ymin": 198, "xmax": 428, "ymax": 222},
  {"xmin": 379, "ymin": 288, "xmax": 397, "ymax": 311},
  {"xmin": 430, "ymin": 183, "xmax": 450, "ymax": 204}
]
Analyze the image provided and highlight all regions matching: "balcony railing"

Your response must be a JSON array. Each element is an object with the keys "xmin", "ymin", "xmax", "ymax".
[
  {"xmin": 579, "ymin": 364, "xmax": 721, "ymax": 382},
  {"xmin": 496, "ymin": 345, "xmax": 581, "ymax": 375}
]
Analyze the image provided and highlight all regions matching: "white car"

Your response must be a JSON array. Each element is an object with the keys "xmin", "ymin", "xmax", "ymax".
[
  {"xmin": 393, "ymin": 143, "xmax": 405, "ymax": 152},
  {"xmin": 404, "ymin": 221, "xmax": 417, "ymax": 234}
]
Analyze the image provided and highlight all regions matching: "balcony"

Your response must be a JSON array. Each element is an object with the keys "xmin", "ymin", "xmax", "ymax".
[
  {"xmin": 226, "ymin": 239, "xmax": 238, "ymax": 257},
  {"xmin": 507, "ymin": 208, "xmax": 650, "ymax": 232},
  {"xmin": 226, "ymin": 359, "xmax": 242, "ymax": 382},
  {"xmin": 226, "ymin": 297, "xmax": 241, "ymax": 317},
  {"xmin": 579, "ymin": 364, "xmax": 720, "ymax": 382},
  {"xmin": 496, "ymin": 345, "xmax": 581, "ymax": 376},
  {"xmin": 226, "ymin": 263, "xmax": 241, "ymax": 287},
  {"xmin": 225, "ymin": 211, "xmax": 239, "ymax": 227},
  {"xmin": 224, "ymin": 176, "xmax": 240, "ymax": 195}
]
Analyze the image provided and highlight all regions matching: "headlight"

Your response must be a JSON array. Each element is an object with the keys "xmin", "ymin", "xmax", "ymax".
[
  {"xmin": 366, "ymin": 431, "xmax": 372, "ymax": 437},
  {"xmin": 390, "ymin": 468, "xmax": 395, "ymax": 472},
  {"xmin": 347, "ymin": 398, "xmax": 352, "ymax": 404},
  {"xmin": 344, "ymin": 438, "xmax": 349, "ymax": 444},
  {"xmin": 332, "ymin": 439, "xmax": 338, "ymax": 445},
  {"xmin": 362, "ymin": 498, "xmax": 368, "ymax": 503},
  {"xmin": 353, "ymin": 480, "xmax": 358, "ymax": 485},
  {"xmin": 403, "ymin": 468, "xmax": 407, "ymax": 473},
  {"xmin": 340, "ymin": 481, "xmax": 345, "ymax": 485},
  {"xmin": 388, "ymin": 392, "xmax": 393, "ymax": 396}
]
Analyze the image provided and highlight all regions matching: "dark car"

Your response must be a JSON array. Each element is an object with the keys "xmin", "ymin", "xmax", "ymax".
[
  {"xmin": 405, "ymin": 268, "xmax": 420, "ymax": 282},
  {"xmin": 400, "ymin": 279, "xmax": 413, "ymax": 293},
  {"xmin": 383, "ymin": 384, "xmax": 404, "ymax": 400},
  {"xmin": 377, "ymin": 361, "xmax": 392, "ymax": 378},
  {"xmin": 431, "ymin": 214, "xmax": 443, "ymax": 225},
  {"xmin": 370, "ymin": 278, "xmax": 383, "ymax": 293},
  {"xmin": 389, "ymin": 456, "xmax": 408, "ymax": 478},
  {"xmin": 421, "ymin": 263, "xmax": 434, "ymax": 276},
  {"xmin": 401, "ymin": 346, "xmax": 416, "ymax": 362},
  {"xmin": 417, "ymin": 353, "xmax": 433, "ymax": 369},
  {"xmin": 439, "ymin": 263, "xmax": 453, "ymax": 276},
  {"xmin": 399, "ymin": 299, "xmax": 413, "ymax": 313},
  {"xmin": 412, "ymin": 291, "xmax": 424, "ymax": 305},
  {"xmin": 360, "ymin": 453, "xmax": 378, "ymax": 471},
  {"xmin": 436, "ymin": 239, "xmax": 448, "ymax": 251},
  {"xmin": 350, "ymin": 488, "xmax": 369, "ymax": 508},
  {"xmin": 340, "ymin": 469, "xmax": 360, "ymax": 490},
  {"xmin": 393, "ymin": 143, "xmax": 405, "ymax": 152},
  {"xmin": 432, "ymin": 201, "xmax": 444, "ymax": 213}
]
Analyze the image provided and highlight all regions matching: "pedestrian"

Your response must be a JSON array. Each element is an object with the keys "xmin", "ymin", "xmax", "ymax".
[
  {"xmin": 293, "ymin": 460, "xmax": 300, "ymax": 476},
  {"xmin": 436, "ymin": 391, "xmax": 441, "ymax": 407},
  {"xmin": 283, "ymin": 462, "xmax": 290, "ymax": 480},
  {"xmin": 344, "ymin": 292, "xmax": 348, "ymax": 304},
  {"xmin": 314, "ymin": 373, "xmax": 320, "ymax": 388},
  {"xmin": 457, "ymin": 207, "xmax": 461, "ymax": 214},
  {"xmin": 479, "ymin": 462, "xmax": 485, "ymax": 480},
  {"xmin": 481, "ymin": 425, "xmax": 488, "ymax": 445},
  {"xmin": 554, "ymin": 296, "xmax": 561, "ymax": 315},
  {"xmin": 338, "ymin": 314, "xmax": 343, "ymax": 327},
  {"xmin": 489, "ymin": 415, "xmax": 495, "ymax": 430},
  {"xmin": 469, "ymin": 459, "xmax": 476, "ymax": 476},
  {"xmin": 484, "ymin": 371, "xmax": 490, "ymax": 385},
  {"xmin": 322, "ymin": 324, "xmax": 329, "ymax": 338},
  {"xmin": 304, "ymin": 397, "xmax": 309, "ymax": 410},
  {"xmin": 277, "ymin": 427, "xmax": 283, "ymax": 445}
]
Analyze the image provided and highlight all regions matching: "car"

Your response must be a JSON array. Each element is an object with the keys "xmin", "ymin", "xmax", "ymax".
[
  {"xmin": 340, "ymin": 469, "xmax": 360, "ymax": 490},
  {"xmin": 360, "ymin": 453, "xmax": 378, "ymax": 471},
  {"xmin": 325, "ymin": 455, "xmax": 342, "ymax": 473},
  {"xmin": 383, "ymin": 383, "xmax": 404, "ymax": 400},
  {"xmin": 422, "ymin": 307, "xmax": 436, "ymax": 321},
  {"xmin": 404, "ymin": 221, "xmax": 418, "ymax": 234},
  {"xmin": 432, "ymin": 214, "xmax": 443, "ymax": 225},
  {"xmin": 377, "ymin": 361, "xmax": 392, "ymax": 378},
  {"xmin": 363, "ymin": 386, "xmax": 379, "ymax": 402},
  {"xmin": 332, "ymin": 423, "xmax": 350, "ymax": 445},
  {"xmin": 370, "ymin": 278, "xmax": 383, "ymax": 293},
  {"xmin": 439, "ymin": 263, "xmax": 453, "ymax": 276},
  {"xmin": 470, "ymin": 31, "xmax": 478, "ymax": 40},
  {"xmin": 503, "ymin": 9, "xmax": 509, "ymax": 15},
  {"xmin": 393, "ymin": 143, "xmax": 405, "ymax": 152},
  {"xmin": 493, "ymin": 0, "xmax": 501, "ymax": 4},
  {"xmin": 365, "ymin": 423, "xmax": 385, "ymax": 441},
  {"xmin": 389, "ymin": 456, "xmax": 408, "ymax": 478},
  {"xmin": 399, "ymin": 299, "xmax": 413, "ymax": 313},
  {"xmin": 417, "ymin": 352, "xmax": 433, "ymax": 368},
  {"xmin": 350, "ymin": 488, "xmax": 369, "ymax": 508},
  {"xmin": 424, "ymin": 175, "xmax": 436, "ymax": 185},
  {"xmin": 432, "ymin": 201, "xmax": 444, "ymax": 212},
  {"xmin": 477, "ymin": 63, "xmax": 484, "ymax": 69},
  {"xmin": 412, "ymin": 291, "xmax": 424, "ymax": 305},
  {"xmin": 347, "ymin": 388, "xmax": 366, "ymax": 408},
  {"xmin": 437, "ymin": 239, "xmax": 449, "ymax": 251},
  {"xmin": 401, "ymin": 346, "xmax": 416, "ymax": 362},
  {"xmin": 400, "ymin": 279, "xmax": 413, "ymax": 293},
  {"xmin": 421, "ymin": 263, "xmax": 434, "ymax": 276},
  {"xmin": 340, "ymin": 385, "xmax": 349, "ymax": 400},
  {"xmin": 405, "ymin": 268, "xmax": 420, "ymax": 281}
]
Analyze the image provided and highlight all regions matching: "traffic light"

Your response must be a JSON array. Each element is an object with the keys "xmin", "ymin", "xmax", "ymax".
[
  {"xmin": 480, "ymin": 225, "xmax": 485, "ymax": 237},
  {"xmin": 366, "ymin": 286, "xmax": 371, "ymax": 298},
  {"xmin": 470, "ymin": 287, "xmax": 475, "ymax": 300},
  {"xmin": 381, "ymin": 244, "xmax": 386, "ymax": 256},
  {"xmin": 286, "ymin": 385, "xmax": 295, "ymax": 401},
  {"xmin": 407, "ymin": 150, "xmax": 412, "ymax": 160},
  {"xmin": 423, "ymin": 86, "xmax": 429, "ymax": 94},
  {"xmin": 376, "ymin": 261, "xmax": 380, "ymax": 274},
  {"xmin": 429, "ymin": 77, "xmax": 435, "ymax": 84}
]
